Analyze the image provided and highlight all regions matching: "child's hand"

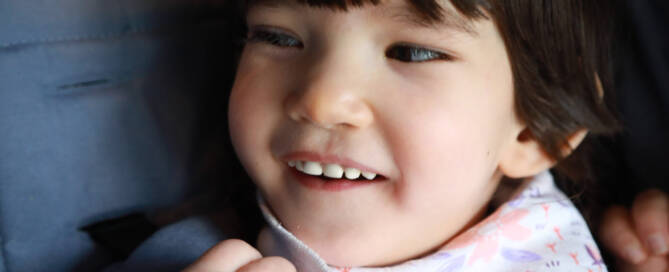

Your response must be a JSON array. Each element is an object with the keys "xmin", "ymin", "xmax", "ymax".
[
  {"xmin": 599, "ymin": 189, "xmax": 669, "ymax": 272},
  {"xmin": 183, "ymin": 239, "xmax": 296, "ymax": 272}
]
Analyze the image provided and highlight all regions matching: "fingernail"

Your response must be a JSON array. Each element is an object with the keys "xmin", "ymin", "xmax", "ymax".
[
  {"xmin": 647, "ymin": 233, "xmax": 669, "ymax": 255},
  {"xmin": 624, "ymin": 245, "xmax": 646, "ymax": 264}
]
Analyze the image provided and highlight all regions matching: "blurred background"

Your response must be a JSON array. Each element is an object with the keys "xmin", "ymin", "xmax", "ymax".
[{"xmin": 0, "ymin": 0, "xmax": 666, "ymax": 271}]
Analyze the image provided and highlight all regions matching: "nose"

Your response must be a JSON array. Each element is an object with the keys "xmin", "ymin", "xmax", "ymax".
[{"xmin": 285, "ymin": 58, "xmax": 374, "ymax": 130}]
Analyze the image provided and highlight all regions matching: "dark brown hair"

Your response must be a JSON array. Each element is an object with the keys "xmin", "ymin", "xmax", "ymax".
[{"xmin": 228, "ymin": 0, "xmax": 620, "ymax": 182}]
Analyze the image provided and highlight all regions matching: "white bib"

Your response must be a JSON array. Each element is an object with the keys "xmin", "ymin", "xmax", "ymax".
[{"xmin": 258, "ymin": 171, "xmax": 607, "ymax": 272}]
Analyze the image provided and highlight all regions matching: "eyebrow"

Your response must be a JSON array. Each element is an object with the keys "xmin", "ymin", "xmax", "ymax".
[
  {"xmin": 387, "ymin": 6, "xmax": 478, "ymax": 36},
  {"xmin": 248, "ymin": 0, "xmax": 479, "ymax": 35}
]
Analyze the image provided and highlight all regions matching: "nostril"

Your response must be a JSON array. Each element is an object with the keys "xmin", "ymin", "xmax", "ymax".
[
  {"xmin": 288, "ymin": 108, "xmax": 329, "ymax": 128},
  {"xmin": 287, "ymin": 101, "xmax": 374, "ymax": 130},
  {"xmin": 285, "ymin": 98, "xmax": 335, "ymax": 128},
  {"xmin": 288, "ymin": 110, "xmax": 303, "ymax": 122}
]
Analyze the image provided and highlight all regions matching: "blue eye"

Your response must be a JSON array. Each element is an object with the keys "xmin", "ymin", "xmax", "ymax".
[
  {"xmin": 386, "ymin": 44, "xmax": 452, "ymax": 62},
  {"xmin": 247, "ymin": 28, "xmax": 303, "ymax": 48}
]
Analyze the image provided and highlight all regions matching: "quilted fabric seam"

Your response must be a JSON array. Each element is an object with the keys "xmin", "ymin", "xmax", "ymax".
[{"xmin": 0, "ymin": 19, "xmax": 227, "ymax": 49}]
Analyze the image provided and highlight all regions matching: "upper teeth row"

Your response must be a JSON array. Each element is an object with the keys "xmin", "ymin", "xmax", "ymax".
[{"xmin": 288, "ymin": 160, "xmax": 377, "ymax": 180}]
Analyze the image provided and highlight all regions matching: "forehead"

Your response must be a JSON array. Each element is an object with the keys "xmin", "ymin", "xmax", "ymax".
[{"xmin": 245, "ymin": 0, "xmax": 481, "ymax": 35}]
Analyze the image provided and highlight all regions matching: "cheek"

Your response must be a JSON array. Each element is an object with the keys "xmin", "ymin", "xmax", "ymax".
[
  {"xmin": 380, "ymin": 90, "xmax": 512, "ymax": 210},
  {"xmin": 228, "ymin": 58, "xmax": 282, "ymax": 184},
  {"xmin": 229, "ymin": 71, "xmax": 260, "ymax": 156},
  {"xmin": 396, "ymin": 117, "xmax": 496, "ymax": 197}
]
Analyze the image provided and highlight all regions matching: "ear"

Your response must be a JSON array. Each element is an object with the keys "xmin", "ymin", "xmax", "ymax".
[{"xmin": 499, "ymin": 128, "xmax": 588, "ymax": 179}]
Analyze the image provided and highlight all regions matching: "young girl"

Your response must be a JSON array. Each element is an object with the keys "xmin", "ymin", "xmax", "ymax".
[{"xmin": 187, "ymin": 0, "xmax": 619, "ymax": 271}]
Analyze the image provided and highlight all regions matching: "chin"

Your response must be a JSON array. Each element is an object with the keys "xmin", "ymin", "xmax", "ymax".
[{"xmin": 297, "ymin": 231, "xmax": 400, "ymax": 268}]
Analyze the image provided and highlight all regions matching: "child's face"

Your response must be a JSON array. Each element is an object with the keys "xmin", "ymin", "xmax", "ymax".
[{"xmin": 229, "ymin": 0, "xmax": 523, "ymax": 266}]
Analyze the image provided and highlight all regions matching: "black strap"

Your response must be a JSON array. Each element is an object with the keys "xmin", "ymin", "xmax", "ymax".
[{"xmin": 80, "ymin": 213, "xmax": 158, "ymax": 261}]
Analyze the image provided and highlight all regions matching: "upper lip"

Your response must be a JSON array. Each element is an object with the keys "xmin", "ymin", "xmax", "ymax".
[{"xmin": 280, "ymin": 151, "xmax": 385, "ymax": 176}]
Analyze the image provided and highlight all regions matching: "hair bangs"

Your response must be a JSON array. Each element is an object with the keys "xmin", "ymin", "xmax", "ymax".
[{"xmin": 243, "ymin": 0, "xmax": 490, "ymax": 23}]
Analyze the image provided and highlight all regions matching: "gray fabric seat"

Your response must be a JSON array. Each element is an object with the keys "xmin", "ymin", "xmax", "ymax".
[
  {"xmin": 0, "ymin": 1, "xmax": 229, "ymax": 270},
  {"xmin": 102, "ymin": 216, "xmax": 226, "ymax": 272}
]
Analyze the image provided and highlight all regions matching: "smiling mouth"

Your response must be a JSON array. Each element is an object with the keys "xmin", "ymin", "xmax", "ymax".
[{"xmin": 288, "ymin": 160, "xmax": 385, "ymax": 181}]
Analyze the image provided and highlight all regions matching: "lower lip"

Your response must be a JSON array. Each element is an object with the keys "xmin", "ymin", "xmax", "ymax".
[{"xmin": 288, "ymin": 168, "xmax": 380, "ymax": 192}]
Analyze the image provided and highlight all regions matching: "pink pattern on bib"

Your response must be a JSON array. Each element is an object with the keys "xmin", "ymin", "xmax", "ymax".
[{"xmin": 446, "ymin": 208, "xmax": 532, "ymax": 265}]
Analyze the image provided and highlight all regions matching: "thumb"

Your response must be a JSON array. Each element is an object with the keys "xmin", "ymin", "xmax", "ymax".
[{"xmin": 183, "ymin": 239, "xmax": 262, "ymax": 272}]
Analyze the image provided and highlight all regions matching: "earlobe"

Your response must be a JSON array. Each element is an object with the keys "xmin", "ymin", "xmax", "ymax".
[
  {"xmin": 499, "ymin": 128, "xmax": 588, "ymax": 179},
  {"xmin": 498, "ymin": 129, "xmax": 554, "ymax": 179}
]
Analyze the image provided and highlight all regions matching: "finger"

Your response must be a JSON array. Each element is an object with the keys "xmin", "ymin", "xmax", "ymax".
[
  {"xmin": 599, "ymin": 205, "xmax": 648, "ymax": 264},
  {"xmin": 236, "ymin": 256, "xmax": 297, "ymax": 272},
  {"xmin": 631, "ymin": 189, "xmax": 669, "ymax": 255},
  {"xmin": 184, "ymin": 239, "xmax": 262, "ymax": 272},
  {"xmin": 617, "ymin": 255, "xmax": 668, "ymax": 272}
]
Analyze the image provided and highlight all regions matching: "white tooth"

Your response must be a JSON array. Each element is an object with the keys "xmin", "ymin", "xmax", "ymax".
[
  {"xmin": 296, "ymin": 161, "xmax": 305, "ymax": 171},
  {"xmin": 288, "ymin": 161, "xmax": 296, "ymax": 167},
  {"xmin": 344, "ymin": 168, "xmax": 361, "ymax": 180},
  {"xmin": 362, "ymin": 171, "xmax": 377, "ymax": 180},
  {"xmin": 302, "ymin": 161, "xmax": 323, "ymax": 176},
  {"xmin": 323, "ymin": 164, "xmax": 344, "ymax": 179}
]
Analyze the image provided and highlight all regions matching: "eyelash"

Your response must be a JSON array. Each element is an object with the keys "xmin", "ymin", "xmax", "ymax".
[
  {"xmin": 246, "ymin": 29, "xmax": 452, "ymax": 63},
  {"xmin": 246, "ymin": 28, "xmax": 303, "ymax": 48},
  {"xmin": 385, "ymin": 45, "xmax": 453, "ymax": 63}
]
